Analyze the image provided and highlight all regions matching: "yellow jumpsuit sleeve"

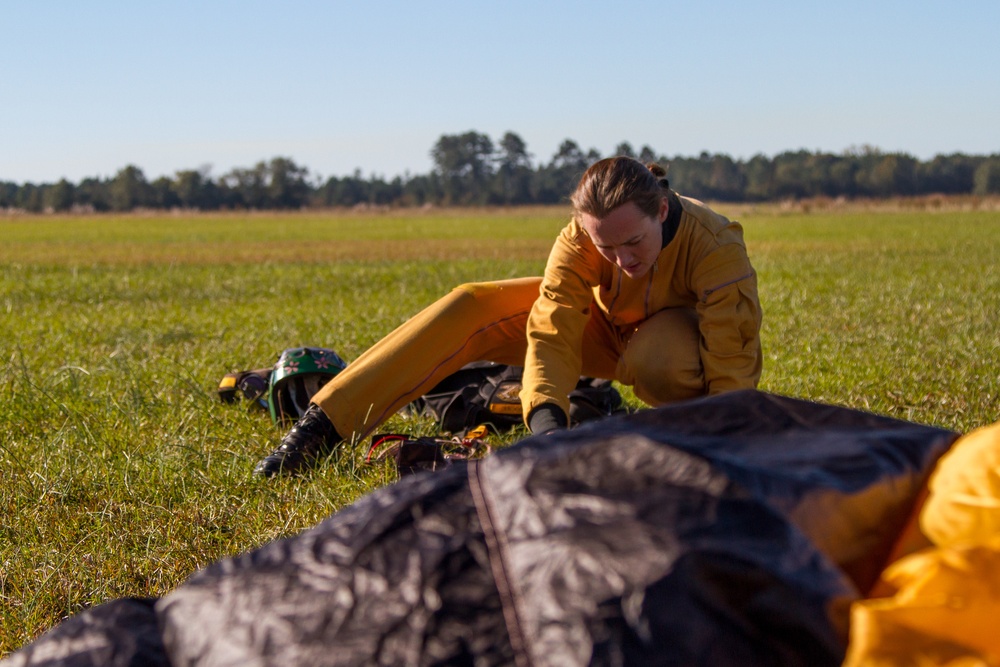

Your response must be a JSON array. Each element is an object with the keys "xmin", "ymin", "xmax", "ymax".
[
  {"xmin": 691, "ymin": 242, "xmax": 763, "ymax": 393},
  {"xmin": 521, "ymin": 221, "xmax": 602, "ymax": 420}
]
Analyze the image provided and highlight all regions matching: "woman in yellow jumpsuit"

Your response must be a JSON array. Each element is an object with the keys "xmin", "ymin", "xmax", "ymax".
[{"xmin": 254, "ymin": 157, "xmax": 763, "ymax": 477}]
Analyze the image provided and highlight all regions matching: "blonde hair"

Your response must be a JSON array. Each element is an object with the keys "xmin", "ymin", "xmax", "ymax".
[{"xmin": 570, "ymin": 156, "xmax": 670, "ymax": 220}]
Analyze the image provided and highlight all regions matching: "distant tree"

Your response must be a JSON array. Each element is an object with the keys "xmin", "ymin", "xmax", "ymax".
[
  {"xmin": 431, "ymin": 131, "xmax": 495, "ymax": 205},
  {"xmin": 828, "ymin": 156, "xmax": 857, "ymax": 197},
  {"xmin": 707, "ymin": 154, "xmax": 745, "ymax": 200},
  {"xmin": 311, "ymin": 176, "xmax": 338, "ymax": 207},
  {"xmin": 973, "ymin": 157, "xmax": 1000, "ymax": 195},
  {"xmin": 0, "ymin": 181, "xmax": 17, "ymax": 208},
  {"xmin": 799, "ymin": 153, "xmax": 834, "ymax": 197},
  {"xmin": 223, "ymin": 163, "xmax": 268, "ymax": 208},
  {"xmin": 76, "ymin": 177, "xmax": 110, "ymax": 211},
  {"xmin": 44, "ymin": 179, "xmax": 75, "ymax": 212},
  {"xmin": 848, "ymin": 145, "xmax": 888, "ymax": 197},
  {"xmin": 919, "ymin": 154, "xmax": 979, "ymax": 194},
  {"xmin": 266, "ymin": 157, "xmax": 310, "ymax": 209},
  {"xmin": 743, "ymin": 154, "xmax": 774, "ymax": 201},
  {"xmin": 495, "ymin": 131, "xmax": 533, "ymax": 205},
  {"xmin": 614, "ymin": 142, "xmax": 636, "ymax": 158},
  {"xmin": 315, "ymin": 169, "xmax": 388, "ymax": 207},
  {"xmin": 400, "ymin": 172, "xmax": 443, "ymax": 206},
  {"xmin": 175, "ymin": 169, "xmax": 211, "ymax": 209},
  {"xmin": 547, "ymin": 140, "xmax": 585, "ymax": 173},
  {"xmin": 562, "ymin": 137, "xmax": 593, "ymax": 166},
  {"xmin": 108, "ymin": 165, "xmax": 153, "ymax": 211},
  {"xmin": 16, "ymin": 183, "xmax": 43, "ymax": 212},
  {"xmin": 771, "ymin": 151, "xmax": 811, "ymax": 199},
  {"xmin": 497, "ymin": 132, "xmax": 532, "ymax": 169},
  {"xmin": 150, "ymin": 176, "xmax": 180, "ymax": 209},
  {"xmin": 364, "ymin": 174, "xmax": 403, "ymax": 205},
  {"xmin": 638, "ymin": 145, "xmax": 658, "ymax": 164},
  {"xmin": 665, "ymin": 152, "xmax": 715, "ymax": 199},
  {"xmin": 859, "ymin": 153, "xmax": 918, "ymax": 198},
  {"xmin": 531, "ymin": 139, "xmax": 592, "ymax": 204}
]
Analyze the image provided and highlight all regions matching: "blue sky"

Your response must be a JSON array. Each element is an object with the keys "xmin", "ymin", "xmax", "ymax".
[{"xmin": 3, "ymin": 0, "xmax": 999, "ymax": 184}]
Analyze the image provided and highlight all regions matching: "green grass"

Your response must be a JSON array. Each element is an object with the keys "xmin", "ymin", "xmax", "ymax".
[
  {"xmin": 747, "ymin": 208, "xmax": 1000, "ymax": 429},
  {"xmin": 2, "ymin": 205, "xmax": 999, "ymax": 652}
]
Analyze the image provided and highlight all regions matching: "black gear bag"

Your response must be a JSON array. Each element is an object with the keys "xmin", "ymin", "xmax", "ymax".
[{"xmin": 401, "ymin": 361, "xmax": 627, "ymax": 436}]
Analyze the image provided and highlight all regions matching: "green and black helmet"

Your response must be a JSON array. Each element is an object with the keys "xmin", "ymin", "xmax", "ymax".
[{"xmin": 268, "ymin": 347, "xmax": 347, "ymax": 424}]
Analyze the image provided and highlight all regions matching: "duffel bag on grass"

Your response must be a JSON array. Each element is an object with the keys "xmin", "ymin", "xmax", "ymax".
[{"xmin": 399, "ymin": 361, "xmax": 627, "ymax": 436}]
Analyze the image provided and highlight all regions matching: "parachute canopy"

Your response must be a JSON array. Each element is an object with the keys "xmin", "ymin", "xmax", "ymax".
[{"xmin": 4, "ymin": 390, "xmax": 957, "ymax": 667}]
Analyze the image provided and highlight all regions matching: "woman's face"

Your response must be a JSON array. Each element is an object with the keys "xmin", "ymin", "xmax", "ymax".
[{"xmin": 580, "ymin": 199, "xmax": 667, "ymax": 279}]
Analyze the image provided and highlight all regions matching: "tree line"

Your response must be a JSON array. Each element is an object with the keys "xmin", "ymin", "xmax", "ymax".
[{"xmin": 3, "ymin": 131, "xmax": 1000, "ymax": 213}]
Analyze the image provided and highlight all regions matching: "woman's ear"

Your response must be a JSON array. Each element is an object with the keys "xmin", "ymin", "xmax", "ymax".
[{"xmin": 658, "ymin": 196, "xmax": 670, "ymax": 222}]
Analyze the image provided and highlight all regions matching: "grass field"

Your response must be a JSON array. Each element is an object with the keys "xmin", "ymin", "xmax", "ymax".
[{"xmin": 1, "ymin": 203, "xmax": 999, "ymax": 653}]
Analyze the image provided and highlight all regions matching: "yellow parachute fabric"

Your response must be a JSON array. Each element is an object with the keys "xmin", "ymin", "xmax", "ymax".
[
  {"xmin": 845, "ymin": 422, "xmax": 1000, "ymax": 666},
  {"xmin": 921, "ymin": 422, "xmax": 1000, "ymax": 549}
]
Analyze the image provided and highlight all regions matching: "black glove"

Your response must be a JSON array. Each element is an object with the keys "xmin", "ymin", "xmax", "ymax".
[{"xmin": 527, "ymin": 403, "xmax": 568, "ymax": 435}]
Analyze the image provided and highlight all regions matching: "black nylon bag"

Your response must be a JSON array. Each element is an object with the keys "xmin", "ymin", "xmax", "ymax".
[{"xmin": 403, "ymin": 362, "xmax": 625, "ymax": 435}]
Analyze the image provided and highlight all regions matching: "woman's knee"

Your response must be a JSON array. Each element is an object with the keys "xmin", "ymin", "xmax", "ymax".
[
  {"xmin": 428, "ymin": 279, "xmax": 540, "ymax": 328},
  {"xmin": 619, "ymin": 308, "xmax": 705, "ymax": 405}
]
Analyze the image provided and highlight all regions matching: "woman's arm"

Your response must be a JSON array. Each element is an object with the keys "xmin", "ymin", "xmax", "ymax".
[
  {"xmin": 521, "ymin": 222, "xmax": 603, "ymax": 427},
  {"xmin": 692, "ymin": 242, "xmax": 764, "ymax": 393}
]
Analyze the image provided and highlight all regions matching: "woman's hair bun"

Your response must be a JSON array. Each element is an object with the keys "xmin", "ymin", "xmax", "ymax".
[
  {"xmin": 645, "ymin": 162, "xmax": 670, "ymax": 189},
  {"xmin": 646, "ymin": 162, "xmax": 667, "ymax": 178}
]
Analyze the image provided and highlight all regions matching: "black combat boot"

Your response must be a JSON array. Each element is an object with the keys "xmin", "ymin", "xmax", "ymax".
[{"xmin": 254, "ymin": 403, "xmax": 342, "ymax": 477}]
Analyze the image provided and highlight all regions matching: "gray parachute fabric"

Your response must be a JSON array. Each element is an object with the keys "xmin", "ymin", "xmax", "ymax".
[{"xmin": 2, "ymin": 390, "xmax": 958, "ymax": 667}]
